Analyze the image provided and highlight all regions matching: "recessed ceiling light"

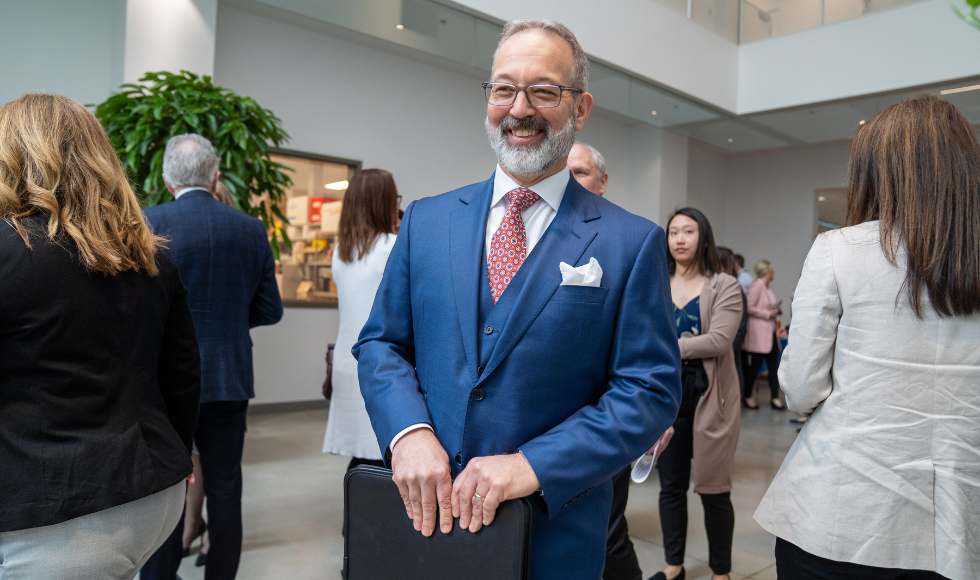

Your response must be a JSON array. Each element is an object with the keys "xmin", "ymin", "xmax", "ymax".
[
  {"xmin": 651, "ymin": 110, "xmax": 657, "ymax": 115},
  {"xmin": 818, "ymin": 196, "xmax": 826, "ymax": 201},
  {"xmin": 395, "ymin": 24, "xmax": 405, "ymax": 30},
  {"xmin": 325, "ymin": 180, "xmax": 349, "ymax": 190},
  {"xmin": 728, "ymin": 138, "xmax": 733, "ymax": 143},
  {"xmin": 940, "ymin": 83, "xmax": 980, "ymax": 95}
]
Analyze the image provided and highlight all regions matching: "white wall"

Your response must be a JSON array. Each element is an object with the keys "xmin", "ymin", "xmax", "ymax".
[
  {"xmin": 214, "ymin": 4, "xmax": 681, "ymax": 402},
  {"xmin": 251, "ymin": 308, "xmax": 339, "ymax": 404},
  {"xmin": 718, "ymin": 141, "xmax": 852, "ymax": 313},
  {"xmin": 450, "ymin": 0, "xmax": 740, "ymax": 112},
  {"xmin": 739, "ymin": 0, "xmax": 980, "ymax": 113},
  {"xmin": 124, "ymin": 0, "xmax": 219, "ymax": 82},
  {"xmin": 687, "ymin": 140, "xmax": 729, "ymax": 243},
  {"xmin": 0, "ymin": 0, "xmax": 126, "ymax": 106}
]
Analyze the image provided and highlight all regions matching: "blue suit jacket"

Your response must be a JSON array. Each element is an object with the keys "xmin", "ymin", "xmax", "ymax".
[
  {"xmin": 144, "ymin": 189, "xmax": 283, "ymax": 402},
  {"xmin": 354, "ymin": 175, "xmax": 682, "ymax": 580}
]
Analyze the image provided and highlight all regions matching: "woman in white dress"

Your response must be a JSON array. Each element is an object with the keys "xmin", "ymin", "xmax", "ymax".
[{"xmin": 322, "ymin": 169, "xmax": 400, "ymax": 470}]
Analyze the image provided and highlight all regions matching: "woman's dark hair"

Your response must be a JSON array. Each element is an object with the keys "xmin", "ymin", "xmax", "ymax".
[
  {"xmin": 337, "ymin": 169, "xmax": 399, "ymax": 263},
  {"xmin": 716, "ymin": 246, "xmax": 737, "ymax": 277},
  {"xmin": 846, "ymin": 94, "xmax": 980, "ymax": 317},
  {"xmin": 666, "ymin": 207, "xmax": 722, "ymax": 276}
]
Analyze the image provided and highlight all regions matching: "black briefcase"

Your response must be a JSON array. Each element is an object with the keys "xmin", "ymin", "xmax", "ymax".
[{"xmin": 343, "ymin": 465, "xmax": 532, "ymax": 580}]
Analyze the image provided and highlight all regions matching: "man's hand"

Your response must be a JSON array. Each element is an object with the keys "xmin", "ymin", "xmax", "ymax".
[
  {"xmin": 650, "ymin": 426, "xmax": 674, "ymax": 462},
  {"xmin": 390, "ymin": 429, "xmax": 454, "ymax": 537},
  {"xmin": 451, "ymin": 452, "xmax": 540, "ymax": 533}
]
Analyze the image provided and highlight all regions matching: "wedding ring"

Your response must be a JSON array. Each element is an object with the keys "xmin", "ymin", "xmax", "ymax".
[{"xmin": 473, "ymin": 493, "xmax": 485, "ymax": 502}]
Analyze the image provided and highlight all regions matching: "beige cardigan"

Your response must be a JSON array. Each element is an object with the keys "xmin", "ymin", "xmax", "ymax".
[{"xmin": 678, "ymin": 273, "xmax": 743, "ymax": 494}]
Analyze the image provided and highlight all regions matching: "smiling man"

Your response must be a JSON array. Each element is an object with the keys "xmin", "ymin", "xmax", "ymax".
[{"xmin": 354, "ymin": 20, "xmax": 681, "ymax": 580}]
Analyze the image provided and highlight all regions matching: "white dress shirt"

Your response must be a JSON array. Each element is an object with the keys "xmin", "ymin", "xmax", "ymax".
[
  {"xmin": 388, "ymin": 166, "xmax": 570, "ymax": 454},
  {"xmin": 174, "ymin": 186, "xmax": 206, "ymax": 200},
  {"xmin": 754, "ymin": 221, "xmax": 980, "ymax": 580}
]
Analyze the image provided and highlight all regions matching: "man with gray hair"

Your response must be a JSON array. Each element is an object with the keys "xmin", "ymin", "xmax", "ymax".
[
  {"xmin": 355, "ymin": 20, "xmax": 680, "ymax": 580},
  {"xmin": 141, "ymin": 134, "xmax": 283, "ymax": 580},
  {"xmin": 568, "ymin": 142, "xmax": 609, "ymax": 196}
]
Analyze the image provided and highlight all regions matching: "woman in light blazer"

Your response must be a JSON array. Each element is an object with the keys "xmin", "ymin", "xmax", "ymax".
[
  {"xmin": 651, "ymin": 208, "xmax": 743, "ymax": 580},
  {"xmin": 742, "ymin": 260, "xmax": 785, "ymax": 410},
  {"xmin": 755, "ymin": 95, "xmax": 980, "ymax": 580},
  {"xmin": 322, "ymin": 169, "xmax": 400, "ymax": 470}
]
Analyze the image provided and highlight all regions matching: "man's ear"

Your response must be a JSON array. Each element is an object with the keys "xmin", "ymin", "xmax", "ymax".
[
  {"xmin": 163, "ymin": 176, "xmax": 176, "ymax": 195},
  {"xmin": 210, "ymin": 171, "xmax": 222, "ymax": 194},
  {"xmin": 574, "ymin": 92, "xmax": 594, "ymax": 132}
]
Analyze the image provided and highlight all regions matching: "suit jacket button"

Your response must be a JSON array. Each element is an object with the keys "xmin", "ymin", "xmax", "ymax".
[
  {"xmin": 484, "ymin": 325, "xmax": 493, "ymax": 335},
  {"xmin": 470, "ymin": 388, "xmax": 485, "ymax": 401},
  {"xmin": 455, "ymin": 453, "xmax": 462, "ymax": 465}
]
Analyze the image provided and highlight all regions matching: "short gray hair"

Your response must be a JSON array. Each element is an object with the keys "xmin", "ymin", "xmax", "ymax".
[
  {"xmin": 163, "ymin": 134, "xmax": 219, "ymax": 189},
  {"xmin": 494, "ymin": 20, "xmax": 589, "ymax": 92},
  {"xmin": 575, "ymin": 142, "xmax": 607, "ymax": 177}
]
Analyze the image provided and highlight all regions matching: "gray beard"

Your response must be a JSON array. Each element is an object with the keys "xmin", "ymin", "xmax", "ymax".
[{"xmin": 485, "ymin": 114, "xmax": 577, "ymax": 178}]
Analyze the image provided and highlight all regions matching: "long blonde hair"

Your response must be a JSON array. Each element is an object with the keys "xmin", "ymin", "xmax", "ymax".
[{"xmin": 0, "ymin": 94, "xmax": 163, "ymax": 275}]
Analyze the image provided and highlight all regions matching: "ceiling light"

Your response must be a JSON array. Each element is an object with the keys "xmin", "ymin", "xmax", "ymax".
[
  {"xmin": 325, "ymin": 180, "xmax": 349, "ymax": 190},
  {"xmin": 818, "ymin": 196, "xmax": 826, "ymax": 201},
  {"xmin": 727, "ymin": 138, "xmax": 733, "ymax": 143},
  {"xmin": 651, "ymin": 110, "xmax": 657, "ymax": 115},
  {"xmin": 940, "ymin": 84, "xmax": 980, "ymax": 95},
  {"xmin": 395, "ymin": 24, "xmax": 405, "ymax": 30},
  {"xmin": 859, "ymin": 120, "xmax": 866, "ymax": 125}
]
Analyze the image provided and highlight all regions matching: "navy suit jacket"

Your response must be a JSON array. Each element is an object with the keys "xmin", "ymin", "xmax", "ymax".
[
  {"xmin": 354, "ymin": 175, "xmax": 682, "ymax": 580},
  {"xmin": 144, "ymin": 189, "xmax": 283, "ymax": 402}
]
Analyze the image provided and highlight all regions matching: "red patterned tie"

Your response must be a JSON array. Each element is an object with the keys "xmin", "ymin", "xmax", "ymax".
[{"xmin": 487, "ymin": 187, "xmax": 541, "ymax": 304}]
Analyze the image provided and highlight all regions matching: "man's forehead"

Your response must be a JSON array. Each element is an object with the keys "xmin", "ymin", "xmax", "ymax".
[{"xmin": 492, "ymin": 30, "xmax": 574, "ymax": 83}]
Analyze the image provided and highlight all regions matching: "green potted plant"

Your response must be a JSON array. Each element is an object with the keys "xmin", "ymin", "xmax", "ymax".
[
  {"xmin": 93, "ymin": 70, "xmax": 293, "ymax": 255},
  {"xmin": 954, "ymin": 0, "xmax": 980, "ymax": 30}
]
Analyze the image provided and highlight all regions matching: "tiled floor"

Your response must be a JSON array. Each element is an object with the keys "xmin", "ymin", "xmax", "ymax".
[{"xmin": 170, "ymin": 385, "xmax": 800, "ymax": 580}]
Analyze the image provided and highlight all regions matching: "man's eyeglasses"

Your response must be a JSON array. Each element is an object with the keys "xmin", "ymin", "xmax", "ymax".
[{"xmin": 482, "ymin": 82, "xmax": 583, "ymax": 108}]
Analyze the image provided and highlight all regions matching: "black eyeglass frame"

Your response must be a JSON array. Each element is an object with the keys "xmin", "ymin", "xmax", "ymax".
[{"xmin": 482, "ymin": 82, "xmax": 584, "ymax": 108}]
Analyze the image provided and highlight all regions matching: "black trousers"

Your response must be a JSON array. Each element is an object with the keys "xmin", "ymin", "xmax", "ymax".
[
  {"xmin": 743, "ymin": 333, "xmax": 781, "ymax": 401},
  {"xmin": 142, "ymin": 400, "xmax": 250, "ymax": 580},
  {"xmin": 775, "ymin": 538, "xmax": 950, "ymax": 580},
  {"xmin": 733, "ymin": 346, "xmax": 745, "ymax": 400},
  {"xmin": 657, "ymin": 370, "xmax": 734, "ymax": 575},
  {"xmin": 602, "ymin": 466, "xmax": 642, "ymax": 580}
]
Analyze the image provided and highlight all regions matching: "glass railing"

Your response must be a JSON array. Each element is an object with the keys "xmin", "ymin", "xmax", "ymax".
[{"xmin": 651, "ymin": 0, "xmax": 923, "ymax": 43}]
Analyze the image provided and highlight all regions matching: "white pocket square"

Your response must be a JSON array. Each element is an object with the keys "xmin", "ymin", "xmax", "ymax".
[{"xmin": 559, "ymin": 257, "xmax": 603, "ymax": 287}]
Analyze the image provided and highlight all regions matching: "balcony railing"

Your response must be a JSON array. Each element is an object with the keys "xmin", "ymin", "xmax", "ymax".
[{"xmin": 650, "ymin": 0, "xmax": 923, "ymax": 43}]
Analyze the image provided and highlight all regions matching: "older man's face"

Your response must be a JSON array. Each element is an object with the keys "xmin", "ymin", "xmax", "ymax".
[
  {"xmin": 485, "ymin": 30, "xmax": 593, "ymax": 179},
  {"xmin": 568, "ymin": 144, "xmax": 608, "ymax": 196}
]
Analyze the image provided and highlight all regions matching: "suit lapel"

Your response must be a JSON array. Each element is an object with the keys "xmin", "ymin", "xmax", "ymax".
[
  {"xmin": 449, "ymin": 177, "xmax": 494, "ymax": 384},
  {"xmin": 478, "ymin": 179, "xmax": 601, "ymax": 383}
]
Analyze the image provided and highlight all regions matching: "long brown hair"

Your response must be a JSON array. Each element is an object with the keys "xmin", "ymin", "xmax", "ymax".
[
  {"xmin": 0, "ymin": 94, "xmax": 163, "ymax": 275},
  {"xmin": 337, "ymin": 169, "xmax": 399, "ymax": 263},
  {"xmin": 846, "ymin": 94, "xmax": 980, "ymax": 317}
]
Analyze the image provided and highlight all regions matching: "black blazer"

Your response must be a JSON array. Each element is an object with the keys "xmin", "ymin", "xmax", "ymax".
[{"xmin": 0, "ymin": 216, "xmax": 200, "ymax": 532}]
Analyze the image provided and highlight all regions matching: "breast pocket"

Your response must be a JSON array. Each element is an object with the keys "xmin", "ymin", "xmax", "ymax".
[{"xmin": 550, "ymin": 285, "xmax": 609, "ymax": 304}]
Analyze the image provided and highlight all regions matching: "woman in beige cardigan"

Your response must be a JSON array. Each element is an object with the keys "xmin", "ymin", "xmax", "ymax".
[{"xmin": 650, "ymin": 208, "xmax": 743, "ymax": 580}]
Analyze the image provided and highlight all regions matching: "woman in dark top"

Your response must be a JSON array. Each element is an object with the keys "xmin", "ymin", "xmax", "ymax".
[
  {"xmin": 650, "ymin": 208, "xmax": 742, "ymax": 580},
  {"xmin": 0, "ymin": 94, "xmax": 200, "ymax": 579}
]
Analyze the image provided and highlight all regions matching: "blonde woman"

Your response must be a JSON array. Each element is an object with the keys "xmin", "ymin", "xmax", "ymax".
[
  {"xmin": 0, "ymin": 94, "xmax": 200, "ymax": 579},
  {"xmin": 742, "ymin": 259, "xmax": 786, "ymax": 410}
]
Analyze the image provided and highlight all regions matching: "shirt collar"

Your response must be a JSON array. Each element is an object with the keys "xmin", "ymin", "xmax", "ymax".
[
  {"xmin": 491, "ymin": 165, "xmax": 569, "ymax": 212},
  {"xmin": 174, "ymin": 186, "xmax": 209, "ymax": 200}
]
